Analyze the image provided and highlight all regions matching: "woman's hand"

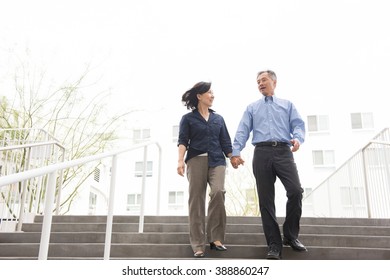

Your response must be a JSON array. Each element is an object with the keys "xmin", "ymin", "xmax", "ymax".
[{"xmin": 177, "ymin": 160, "xmax": 185, "ymax": 176}]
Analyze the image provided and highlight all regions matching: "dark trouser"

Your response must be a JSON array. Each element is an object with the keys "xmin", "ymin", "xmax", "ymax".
[{"xmin": 252, "ymin": 145, "xmax": 303, "ymax": 250}]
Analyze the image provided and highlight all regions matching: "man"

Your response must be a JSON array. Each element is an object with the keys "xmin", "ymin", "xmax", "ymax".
[{"xmin": 230, "ymin": 70, "xmax": 307, "ymax": 260}]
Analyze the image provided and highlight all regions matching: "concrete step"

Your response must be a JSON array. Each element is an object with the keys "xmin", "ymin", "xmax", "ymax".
[
  {"xmin": 19, "ymin": 222, "xmax": 390, "ymax": 236},
  {"xmin": 32, "ymin": 215, "xmax": 390, "ymax": 226},
  {"xmin": 1, "ymin": 232, "xmax": 390, "ymax": 248},
  {"xmin": 0, "ymin": 215, "xmax": 389, "ymax": 260},
  {"xmin": 0, "ymin": 243, "xmax": 389, "ymax": 260}
]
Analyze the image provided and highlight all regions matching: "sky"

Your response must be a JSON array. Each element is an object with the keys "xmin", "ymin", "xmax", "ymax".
[{"xmin": 1, "ymin": 0, "xmax": 390, "ymax": 132}]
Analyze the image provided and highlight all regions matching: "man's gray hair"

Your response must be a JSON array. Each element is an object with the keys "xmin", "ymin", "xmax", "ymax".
[{"xmin": 257, "ymin": 70, "xmax": 277, "ymax": 81}]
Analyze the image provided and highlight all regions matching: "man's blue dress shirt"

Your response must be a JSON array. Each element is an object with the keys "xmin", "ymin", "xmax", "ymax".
[{"xmin": 232, "ymin": 95, "xmax": 305, "ymax": 156}]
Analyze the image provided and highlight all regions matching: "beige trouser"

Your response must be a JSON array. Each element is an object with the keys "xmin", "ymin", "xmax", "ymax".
[{"xmin": 186, "ymin": 156, "xmax": 227, "ymax": 252}]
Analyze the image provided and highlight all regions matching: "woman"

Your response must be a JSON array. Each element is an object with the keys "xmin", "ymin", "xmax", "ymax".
[{"xmin": 177, "ymin": 81, "xmax": 232, "ymax": 258}]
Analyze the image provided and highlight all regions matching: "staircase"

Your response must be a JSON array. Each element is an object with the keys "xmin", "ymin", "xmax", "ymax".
[{"xmin": 1, "ymin": 215, "xmax": 390, "ymax": 260}]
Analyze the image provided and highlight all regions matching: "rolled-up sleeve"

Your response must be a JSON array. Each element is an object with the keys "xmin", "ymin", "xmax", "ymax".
[{"xmin": 177, "ymin": 115, "xmax": 190, "ymax": 148}]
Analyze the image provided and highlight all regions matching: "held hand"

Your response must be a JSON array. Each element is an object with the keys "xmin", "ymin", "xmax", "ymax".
[
  {"xmin": 290, "ymin": 139, "xmax": 300, "ymax": 152},
  {"xmin": 230, "ymin": 156, "xmax": 245, "ymax": 169}
]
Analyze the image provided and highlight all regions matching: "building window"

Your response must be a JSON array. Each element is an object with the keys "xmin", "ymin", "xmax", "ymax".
[
  {"xmin": 168, "ymin": 191, "xmax": 184, "ymax": 210},
  {"xmin": 351, "ymin": 112, "xmax": 374, "ymax": 129},
  {"xmin": 172, "ymin": 125, "xmax": 179, "ymax": 143},
  {"xmin": 364, "ymin": 146, "xmax": 390, "ymax": 167},
  {"xmin": 89, "ymin": 192, "xmax": 97, "ymax": 214},
  {"xmin": 340, "ymin": 186, "xmax": 364, "ymax": 206},
  {"xmin": 134, "ymin": 161, "xmax": 153, "ymax": 177},
  {"xmin": 133, "ymin": 129, "xmax": 151, "ymax": 141},
  {"xmin": 127, "ymin": 194, "xmax": 142, "ymax": 211},
  {"xmin": 312, "ymin": 150, "xmax": 335, "ymax": 166},
  {"xmin": 307, "ymin": 115, "xmax": 329, "ymax": 132},
  {"xmin": 94, "ymin": 167, "xmax": 100, "ymax": 182},
  {"xmin": 303, "ymin": 187, "xmax": 313, "ymax": 204}
]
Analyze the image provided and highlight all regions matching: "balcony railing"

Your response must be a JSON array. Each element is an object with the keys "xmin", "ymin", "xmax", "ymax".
[
  {"xmin": 0, "ymin": 129, "xmax": 66, "ymax": 231},
  {"xmin": 0, "ymin": 137, "xmax": 162, "ymax": 260},
  {"xmin": 303, "ymin": 128, "xmax": 390, "ymax": 218}
]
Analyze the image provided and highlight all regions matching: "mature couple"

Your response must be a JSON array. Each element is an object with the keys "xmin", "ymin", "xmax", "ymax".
[{"xmin": 177, "ymin": 70, "xmax": 307, "ymax": 260}]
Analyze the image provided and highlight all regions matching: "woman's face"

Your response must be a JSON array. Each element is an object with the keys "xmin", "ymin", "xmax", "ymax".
[{"xmin": 197, "ymin": 89, "xmax": 214, "ymax": 107}]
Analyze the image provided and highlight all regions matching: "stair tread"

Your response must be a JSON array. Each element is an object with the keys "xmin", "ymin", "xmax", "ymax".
[{"xmin": 2, "ymin": 215, "xmax": 390, "ymax": 259}]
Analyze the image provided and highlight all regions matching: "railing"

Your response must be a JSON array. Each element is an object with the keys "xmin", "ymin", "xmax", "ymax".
[
  {"xmin": 0, "ymin": 141, "xmax": 66, "ymax": 230},
  {"xmin": 0, "ymin": 128, "xmax": 66, "ymax": 231},
  {"xmin": 0, "ymin": 141, "xmax": 162, "ymax": 260},
  {"xmin": 303, "ymin": 128, "xmax": 390, "ymax": 218}
]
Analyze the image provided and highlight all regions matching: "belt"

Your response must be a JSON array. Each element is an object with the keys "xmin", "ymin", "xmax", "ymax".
[{"xmin": 256, "ymin": 141, "xmax": 289, "ymax": 147}]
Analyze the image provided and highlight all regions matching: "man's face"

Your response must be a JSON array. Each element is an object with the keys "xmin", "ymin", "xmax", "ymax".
[{"xmin": 257, "ymin": 72, "xmax": 276, "ymax": 96}]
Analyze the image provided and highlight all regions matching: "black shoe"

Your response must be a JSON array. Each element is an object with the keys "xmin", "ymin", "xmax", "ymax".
[
  {"xmin": 210, "ymin": 242, "xmax": 227, "ymax": 251},
  {"xmin": 283, "ymin": 238, "xmax": 307, "ymax": 252},
  {"xmin": 266, "ymin": 247, "xmax": 282, "ymax": 260}
]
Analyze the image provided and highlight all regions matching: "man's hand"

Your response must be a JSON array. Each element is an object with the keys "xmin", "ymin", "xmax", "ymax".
[
  {"xmin": 230, "ymin": 156, "xmax": 245, "ymax": 169},
  {"xmin": 290, "ymin": 139, "xmax": 300, "ymax": 152}
]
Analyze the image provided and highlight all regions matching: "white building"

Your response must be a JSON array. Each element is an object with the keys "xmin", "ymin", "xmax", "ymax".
[{"xmin": 81, "ymin": 100, "xmax": 389, "ymax": 218}]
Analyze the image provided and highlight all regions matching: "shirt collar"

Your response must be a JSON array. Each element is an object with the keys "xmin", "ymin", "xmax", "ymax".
[
  {"xmin": 192, "ymin": 108, "xmax": 215, "ymax": 121},
  {"xmin": 264, "ymin": 95, "xmax": 274, "ymax": 102},
  {"xmin": 193, "ymin": 108, "xmax": 215, "ymax": 113}
]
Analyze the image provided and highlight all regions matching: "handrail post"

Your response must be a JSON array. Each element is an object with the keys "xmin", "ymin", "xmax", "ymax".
[
  {"xmin": 156, "ymin": 144, "xmax": 162, "ymax": 215},
  {"xmin": 104, "ymin": 155, "xmax": 118, "ymax": 260},
  {"xmin": 55, "ymin": 151, "xmax": 66, "ymax": 215},
  {"xmin": 55, "ymin": 169, "xmax": 64, "ymax": 215},
  {"xmin": 362, "ymin": 146, "xmax": 372, "ymax": 218},
  {"xmin": 38, "ymin": 171, "xmax": 57, "ymax": 260},
  {"xmin": 138, "ymin": 146, "xmax": 148, "ymax": 233},
  {"xmin": 17, "ymin": 146, "xmax": 32, "ymax": 231}
]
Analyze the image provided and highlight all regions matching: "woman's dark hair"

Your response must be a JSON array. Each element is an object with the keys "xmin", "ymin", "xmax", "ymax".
[{"xmin": 181, "ymin": 81, "xmax": 211, "ymax": 110}]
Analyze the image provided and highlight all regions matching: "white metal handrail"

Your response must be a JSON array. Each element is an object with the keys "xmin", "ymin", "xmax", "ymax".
[
  {"xmin": 0, "ymin": 140, "xmax": 66, "ymax": 152},
  {"xmin": 304, "ymin": 140, "xmax": 390, "ymax": 201},
  {"xmin": 0, "ymin": 140, "xmax": 66, "ymax": 230},
  {"xmin": 303, "ymin": 135, "xmax": 390, "ymax": 218},
  {"xmin": 0, "ymin": 141, "xmax": 162, "ymax": 260},
  {"xmin": 361, "ymin": 139, "xmax": 390, "ymax": 218}
]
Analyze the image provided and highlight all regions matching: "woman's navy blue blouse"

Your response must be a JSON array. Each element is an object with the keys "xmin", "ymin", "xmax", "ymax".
[{"xmin": 178, "ymin": 109, "xmax": 232, "ymax": 167}]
